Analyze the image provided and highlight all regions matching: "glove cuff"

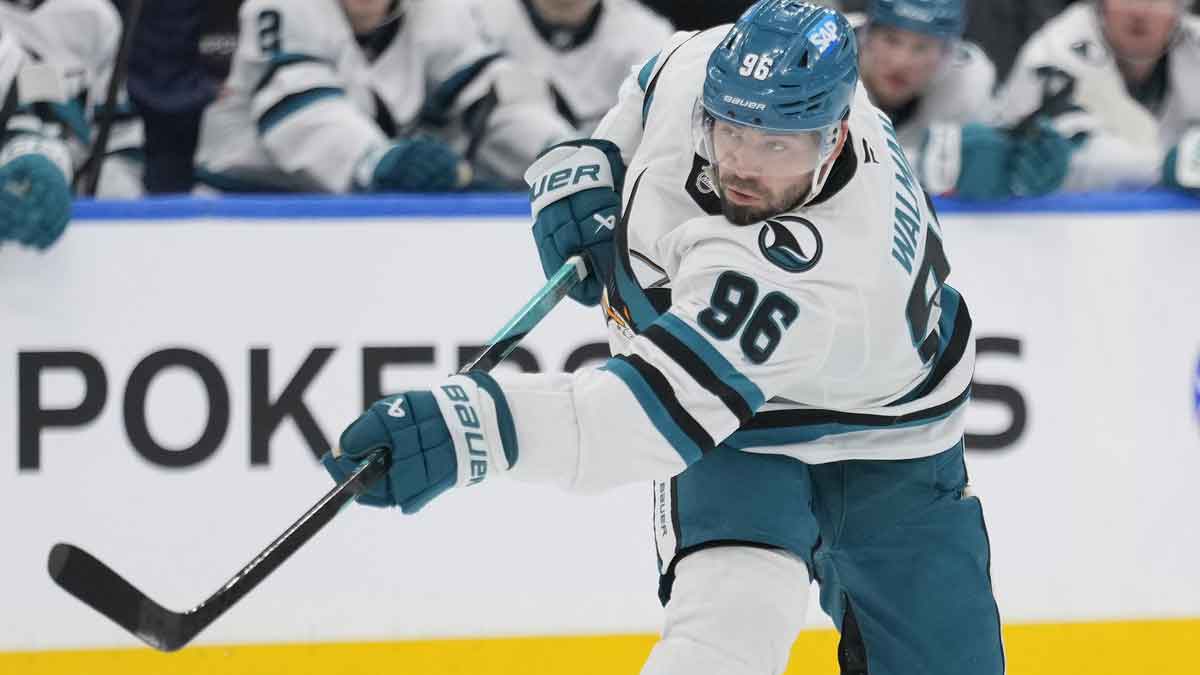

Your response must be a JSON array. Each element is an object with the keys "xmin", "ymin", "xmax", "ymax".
[
  {"xmin": 1166, "ymin": 128, "xmax": 1200, "ymax": 190},
  {"xmin": 918, "ymin": 123, "xmax": 962, "ymax": 196},
  {"xmin": 525, "ymin": 138, "xmax": 626, "ymax": 216},
  {"xmin": 432, "ymin": 373, "xmax": 519, "ymax": 487},
  {"xmin": 0, "ymin": 133, "xmax": 73, "ymax": 182}
]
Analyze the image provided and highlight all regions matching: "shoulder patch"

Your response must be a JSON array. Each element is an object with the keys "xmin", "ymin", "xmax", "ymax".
[
  {"xmin": 685, "ymin": 154, "xmax": 722, "ymax": 215},
  {"xmin": 758, "ymin": 216, "xmax": 822, "ymax": 273}
]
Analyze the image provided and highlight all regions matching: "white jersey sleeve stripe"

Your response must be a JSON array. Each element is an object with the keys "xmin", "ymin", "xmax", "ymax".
[
  {"xmin": 255, "ymin": 86, "xmax": 345, "ymax": 135},
  {"xmin": 251, "ymin": 53, "xmax": 334, "ymax": 95},
  {"xmin": 600, "ymin": 355, "xmax": 711, "ymax": 463},
  {"xmin": 642, "ymin": 312, "xmax": 766, "ymax": 423}
]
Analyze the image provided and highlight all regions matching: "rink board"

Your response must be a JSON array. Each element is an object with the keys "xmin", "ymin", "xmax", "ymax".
[
  {"xmin": 2, "ymin": 192, "xmax": 1199, "ymax": 668},
  {"xmin": 4, "ymin": 620, "xmax": 1200, "ymax": 674}
]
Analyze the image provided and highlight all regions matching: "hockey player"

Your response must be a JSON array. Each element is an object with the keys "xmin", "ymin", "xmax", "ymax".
[
  {"xmin": 195, "ymin": 0, "xmax": 575, "ymax": 193},
  {"xmin": 467, "ymin": 0, "xmax": 674, "ymax": 135},
  {"xmin": 0, "ymin": 0, "xmax": 145, "ymax": 198},
  {"xmin": 0, "ymin": 15, "xmax": 73, "ymax": 247},
  {"xmin": 995, "ymin": 0, "xmax": 1200, "ymax": 194},
  {"xmin": 857, "ymin": 0, "xmax": 1072, "ymax": 199},
  {"xmin": 323, "ymin": 3, "xmax": 1003, "ymax": 674}
]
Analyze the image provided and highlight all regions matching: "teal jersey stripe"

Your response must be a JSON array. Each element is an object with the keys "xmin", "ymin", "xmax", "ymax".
[
  {"xmin": 257, "ymin": 87, "xmax": 345, "ymax": 135},
  {"xmin": 893, "ymin": 284, "xmax": 965, "ymax": 406},
  {"xmin": 255, "ymin": 53, "xmax": 332, "ymax": 94},
  {"xmin": 656, "ymin": 313, "xmax": 766, "ymax": 411},
  {"xmin": 601, "ymin": 358, "xmax": 705, "ymax": 465},
  {"xmin": 637, "ymin": 52, "xmax": 659, "ymax": 127},
  {"xmin": 420, "ymin": 53, "xmax": 503, "ymax": 127},
  {"xmin": 637, "ymin": 53, "xmax": 659, "ymax": 92},
  {"xmin": 726, "ymin": 396, "xmax": 967, "ymax": 449}
]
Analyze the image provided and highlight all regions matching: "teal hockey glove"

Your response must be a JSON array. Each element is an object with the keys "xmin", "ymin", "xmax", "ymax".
[
  {"xmin": 354, "ymin": 137, "xmax": 468, "ymax": 193},
  {"xmin": 955, "ymin": 124, "xmax": 1016, "ymax": 201},
  {"xmin": 1163, "ymin": 128, "xmax": 1200, "ymax": 196},
  {"xmin": 1009, "ymin": 119, "xmax": 1071, "ymax": 197},
  {"xmin": 0, "ymin": 137, "xmax": 72, "ymax": 250},
  {"xmin": 321, "ymin": 373, "xmax": 517, "ymax": 513},
  {"xmin": 525, "ymin": 138, "xmax": 625, "ymax": 307}
]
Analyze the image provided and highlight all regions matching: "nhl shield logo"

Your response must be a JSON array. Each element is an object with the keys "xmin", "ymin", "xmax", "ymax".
[{"xmin": 758, "ymin": 216, "xmax": 822, "ymax": 273}]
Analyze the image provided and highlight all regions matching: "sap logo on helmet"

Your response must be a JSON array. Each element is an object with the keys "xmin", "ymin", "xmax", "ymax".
[
  {"xmin": 893, "ymin": 2, "xmax": 936, "ymax": 23},
  {"xmin": 722, "ymin": 95, "xmax": 767, "ymax": 111},
  {"xmin": 808, "ymin": 17, "xmax": 841, "ymax": 54}
]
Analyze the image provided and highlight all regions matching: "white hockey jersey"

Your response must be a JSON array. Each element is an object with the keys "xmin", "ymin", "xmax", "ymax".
[
  {"xmin": 467, "ymin": 0, "xmax": 672, "ymax": 135},
  {"xmin": 503, "ymin": 28, "xmax": 975, "ymax": 494},
  {"xmin": 995, "ymin": 3, "xmax": 1200, "ymax": 191},
  {"xmin": 0, "ymin": 0, "xmax": 143, "ymax": 197},
  {"xmin": 196, "ymin": 0, "xmax": 574, "ymax": 192}
]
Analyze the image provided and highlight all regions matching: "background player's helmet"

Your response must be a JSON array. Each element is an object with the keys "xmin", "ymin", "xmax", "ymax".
[
  {"xmin": 697, "ymin": 1, "xmax": 858, "ymax": 207},
  {"xmin": 867, "ymin": 0, "xmax": 967, "ymax": 41}
]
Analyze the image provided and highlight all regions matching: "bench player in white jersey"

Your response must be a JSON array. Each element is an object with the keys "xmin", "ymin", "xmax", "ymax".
[
  {"xmin": 321, "ymin": 3, "xmax": 1003, "ymax": 674},
  {"xmin": 467, "ymin": 0, "xmax": 673, "ymax": 136},
  {"xmin": 855, "ymin": 0, "xmax": 1072, "ymax": 200},
  {"xmin": 995, "ymin": 0, "xmax": 1200, "ymax": 194},
  {"xmin": 0, "ymin": 0, "xmax": 144, "ymax": 198},
  {"xmin": 195, "ymin": 0, "xmax": 575, "ymax": 193},
  {"xmin": 0, "ymin": 23, "xmax": 71, "ymax": 248}
]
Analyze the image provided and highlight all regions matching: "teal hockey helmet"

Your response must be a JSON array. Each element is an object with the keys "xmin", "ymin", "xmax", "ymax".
[
  {"xmin": 697, "ymin": 2, "xmax": 858, "ymax": 215},
  {"xmin": 868, "ymin": 0, "xmax": 967, "ymax": 40},
  {"xmin": 702, "ymin": 1, "xmax": 858, "ymax": 133}
]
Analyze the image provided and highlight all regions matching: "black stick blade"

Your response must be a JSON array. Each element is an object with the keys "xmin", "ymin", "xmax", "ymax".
[{"xmin": 48, "ymin": 543, "xmax": 191, "ymax": 651}]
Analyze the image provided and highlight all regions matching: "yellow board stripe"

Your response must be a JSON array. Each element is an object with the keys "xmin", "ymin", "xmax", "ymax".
[{"xmin": 4, "ymin": 619, "xmax": 1198, "ymax": 675}]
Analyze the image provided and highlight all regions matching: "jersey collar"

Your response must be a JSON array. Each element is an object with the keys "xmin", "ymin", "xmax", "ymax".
[{"xmin": 520, "ymin": 0, "xmax": 605, "ymax": 51}]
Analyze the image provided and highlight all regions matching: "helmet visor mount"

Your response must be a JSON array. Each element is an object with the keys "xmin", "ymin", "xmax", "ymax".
[{"xmin": 693, "ymin": 101, "xmax": 841, "ymax": 218}]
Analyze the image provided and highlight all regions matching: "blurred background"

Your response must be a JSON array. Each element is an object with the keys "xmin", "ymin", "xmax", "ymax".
[{"xmin": 1, "ymin": 0, "xmax": 1198, "ymax": 673}]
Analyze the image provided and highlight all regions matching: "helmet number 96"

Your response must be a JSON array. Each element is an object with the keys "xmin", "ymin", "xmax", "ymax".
[{"xmin": 738, "ymin": 54, "xmax": 775, "ymax": 81}]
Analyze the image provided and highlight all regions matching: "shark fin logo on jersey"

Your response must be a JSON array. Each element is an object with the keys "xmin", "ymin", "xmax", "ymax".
[{"xmin": 758, "ymin": 216, "xmax": 822, "ymax": 273}]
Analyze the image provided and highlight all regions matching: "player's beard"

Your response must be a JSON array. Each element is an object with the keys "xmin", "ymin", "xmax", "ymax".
[{"xmin": 718, "ymin": 172, "xmax": 811, "ymax": 226}]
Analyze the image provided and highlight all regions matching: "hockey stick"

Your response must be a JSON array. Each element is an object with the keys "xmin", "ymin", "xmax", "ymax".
[
  {"xmin": 75, "ymin": 0, "xmax": 144, "ymax": 196},
  {"xmin": 48, "ymin": 255, "xmax": 589, "ymax": 652}
]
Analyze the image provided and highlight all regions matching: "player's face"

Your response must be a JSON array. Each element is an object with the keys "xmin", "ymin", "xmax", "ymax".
[
  {"xmin": 342, "ymin": 0, "xmax": 394, "ymax": 33},
  {"xmin": 1100, "ymin": 0, "xmax": 1182, "ymax": 62},
  {"xmin": 709, "ymin": 120, "xmax": 821, "ymax": 225},
  {"xmin": 860, "ymin": 25, "xmax": 947, "ymax": 109}
]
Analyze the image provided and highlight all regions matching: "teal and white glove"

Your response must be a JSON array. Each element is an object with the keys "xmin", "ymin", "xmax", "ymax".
[
  {"xmin": 353, "ymin": 136, "xmax": 469, "ymax": 193},
  {"xmin": 0, "ymin": 134, "xmax": 72, "ymax": 250},
  {"xmin": 1163, "ymin": 128, "xmax": 1200, "ymax": 196},
  {"xmin": 525, "ymin": 138, "xmax": 625, "ymax": 307},
  {"xmin": 920, "ymin": 121, "xmax": 1070, "ymax": 200},
  {"xmin": 321, "ymin": 373, "xmax": 518, "ymax": 513},
  {"xmin": 920, "ymin": 123, "xmax": 1013, "ymax": 200}
]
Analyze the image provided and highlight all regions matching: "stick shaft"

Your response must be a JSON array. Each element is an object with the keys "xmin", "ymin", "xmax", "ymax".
[{"xmin": 77, "ymin": 0, "xmax": 144, "ymax": 196}]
